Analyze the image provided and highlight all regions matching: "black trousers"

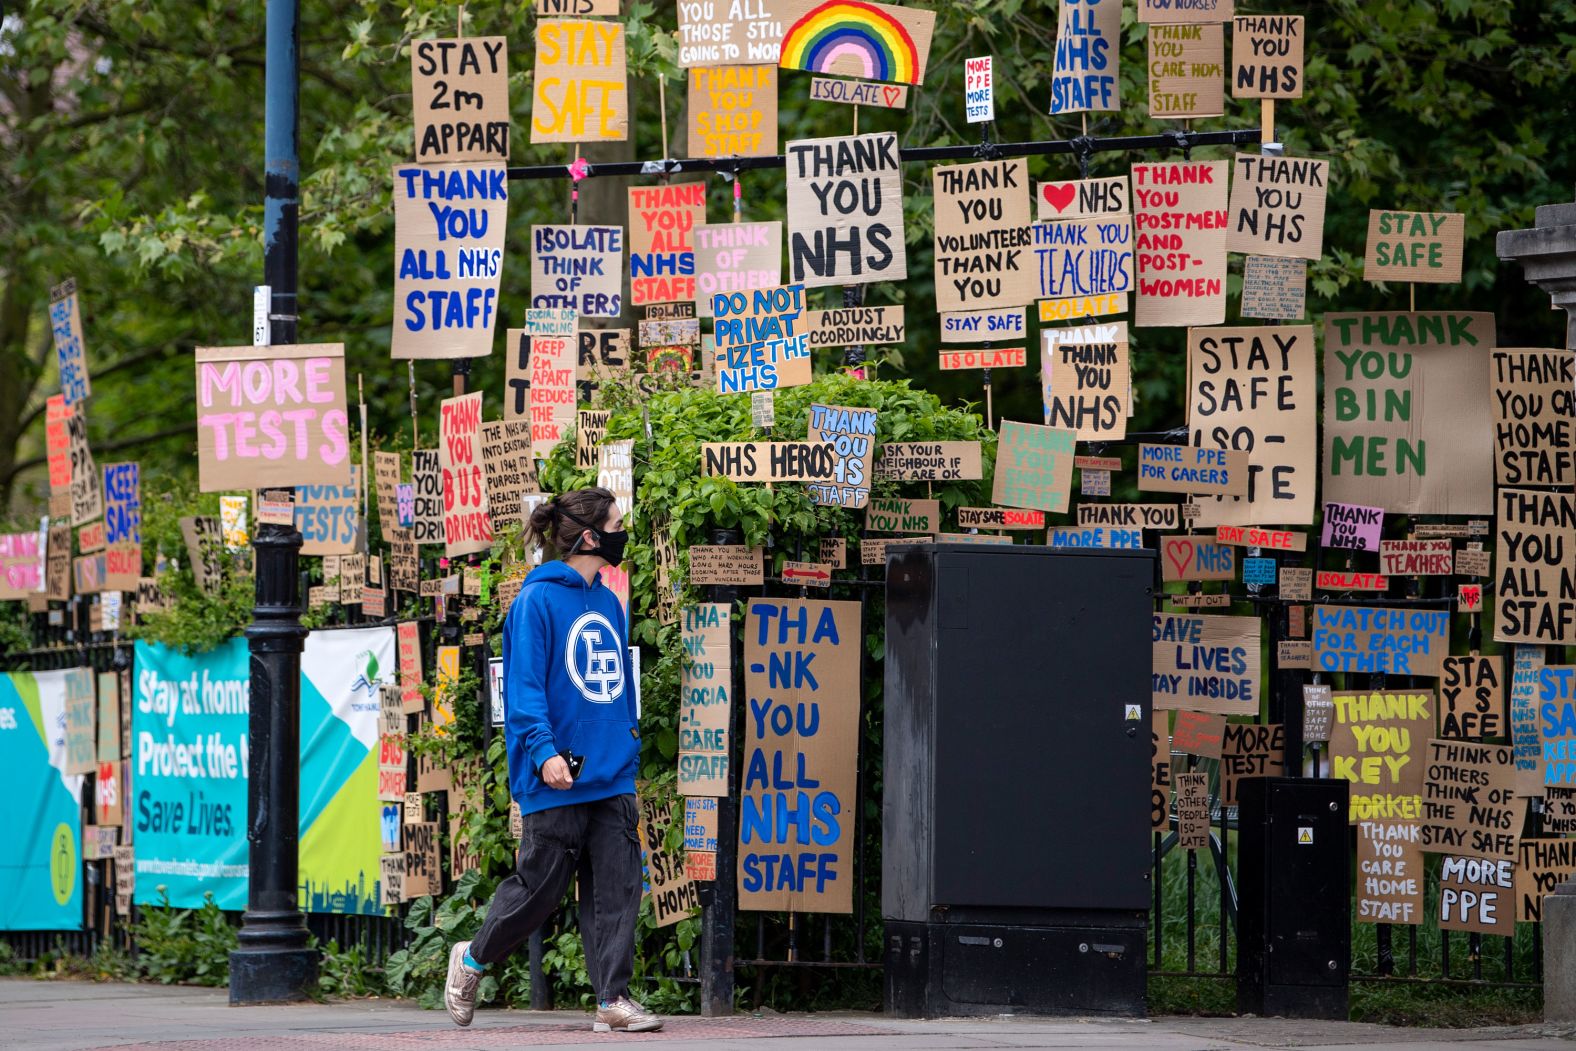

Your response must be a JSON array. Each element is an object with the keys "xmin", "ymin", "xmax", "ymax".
[{"xmin": 469, "ymin": 793, "xmax": 642, "ymax": 1003}]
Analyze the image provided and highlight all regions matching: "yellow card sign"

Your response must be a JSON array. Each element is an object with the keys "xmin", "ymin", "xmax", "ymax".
[{"xmin": 531, "ymin": 20, "xmax": 629, "ymax": 144}]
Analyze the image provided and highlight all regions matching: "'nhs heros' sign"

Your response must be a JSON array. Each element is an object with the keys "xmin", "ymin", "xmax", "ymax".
[
  {"xmin": 391, "ymin": 162, "xmax": 507, "ymax": 360},
  {"xmin": 713, "ymin": 284, "xmax": 812, "ymax": 394},
  {"xmin": 739, "ymin": 599, "xmax": 861, "ymax": 913}
]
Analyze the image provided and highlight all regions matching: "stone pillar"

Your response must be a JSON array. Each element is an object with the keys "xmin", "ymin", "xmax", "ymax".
[{"xmin": 1496, "ymin": 198, "xmax": 1576, "ymax": 1022}]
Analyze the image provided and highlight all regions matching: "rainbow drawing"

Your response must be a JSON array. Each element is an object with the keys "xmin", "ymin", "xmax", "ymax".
[{"xmin": 779, "ymin": 0, "xmax": 936, "ymax": 87}]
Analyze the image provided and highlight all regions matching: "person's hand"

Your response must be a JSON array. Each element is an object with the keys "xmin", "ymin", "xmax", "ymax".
[{"xmin": 541, "ymin": 755, "xmax": 574, "ymax": 789}]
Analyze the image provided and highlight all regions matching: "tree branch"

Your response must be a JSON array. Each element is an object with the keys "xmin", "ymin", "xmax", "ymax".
[{"xmin": 6, "ymin": 421, "xmax": 197, "ymax": 482}]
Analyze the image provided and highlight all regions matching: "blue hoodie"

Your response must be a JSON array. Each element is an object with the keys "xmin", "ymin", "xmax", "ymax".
[{"xmin": 502, "ymin": 560, "xmax": 639, "ymax": 815}]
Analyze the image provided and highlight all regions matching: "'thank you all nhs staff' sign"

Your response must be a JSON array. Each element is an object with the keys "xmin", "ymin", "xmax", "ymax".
[{"xmin": 392, "ymin": 163, "xmax": 507, "ymax": 359}]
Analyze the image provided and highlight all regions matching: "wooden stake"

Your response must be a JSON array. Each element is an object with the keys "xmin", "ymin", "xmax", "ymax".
[
  {"xmin": 358, "ymin": 373, "xmax": 370, "ymax": 548},
  {"xmin": 456, "ymin": 4, "xmax": 465, "ymax": 37},
  {"xmin": 852, "ymin": 104, "xmax": 859, "ymax": 135},
  {"xmin": 983, "ymin": 369, "xmax": 994, "ymax": 429},
  {"xmin": 408, "ymin": 360, "xmax": 418, "ymax": 448},
  {"xmin": 658, "ymin": 75, "xmax": 670, "ymax": 160},
  {"xmin": 1409, "ymin": 283, "xmax": 1416, "ymax": 311},
  {"xmin": 1260, "ymin": 98, "xmax": 1275, "ymax": 145}
]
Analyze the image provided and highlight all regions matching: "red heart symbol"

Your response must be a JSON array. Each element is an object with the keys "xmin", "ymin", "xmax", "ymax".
[
  {"xmin": 1163, "ymin": 538, "xmax": 1194, "ymax": 578},
  {"xmin": 882, "ymin": 86, "xmax": 901, "ymax": 107},
  {"xmin": 1041, "ymin": 182, "xmax": 1077, "ymax": 214}
]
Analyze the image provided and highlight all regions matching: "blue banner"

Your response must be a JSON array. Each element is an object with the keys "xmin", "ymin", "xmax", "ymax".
[{"xmin": 0, "ymin": 670, "xmax": 85, "ymax": 929}]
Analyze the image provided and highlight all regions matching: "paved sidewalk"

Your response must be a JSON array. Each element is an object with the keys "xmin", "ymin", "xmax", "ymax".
[{"xmin": 3, "ymin": 980, "xmax": 1572, "ymax": 1051}]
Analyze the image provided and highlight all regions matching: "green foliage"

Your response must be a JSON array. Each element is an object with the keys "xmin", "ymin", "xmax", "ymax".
[
  {"xmin": 131, "ymin": 891, "xmax": 238, "ymax": 986},
  {"xmin": 316, "ymin": 937, "xmax": 390, "ymax": 999}
]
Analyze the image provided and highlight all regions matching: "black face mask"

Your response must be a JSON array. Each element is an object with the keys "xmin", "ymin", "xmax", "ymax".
[{"xmin": 595, "ymin": 529, "xmax": 629, "ymax": 568}]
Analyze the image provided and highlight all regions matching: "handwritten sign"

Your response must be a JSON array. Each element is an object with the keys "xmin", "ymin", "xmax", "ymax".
[
  {"xmin": 1139, "ymin": 0, "xmax": 1232, "ymax": 21},
  {"xmin": 1148, "ymin": 24, "xmax": 1223, "ymax": 119},
  {"xmin": 808, "ymin": 77, "xmax": 908, "ymax": 108},
  {"xmin": 1132, "ymin": 160, "xmax": 1228, "ymax": 326},
  {"xmin": 1042, "ymin": 324, "xmax": 1129, "ymax": 440},
  {"xmin": 1420, "ymin": 739, "xmax": 1523, "ymax": 861},
  {"xmin": 806, "ymin": 404, "xmax": 875, "ymax": 508},
  {"xmin": 1080, "ymin": 503, "xmax": 1178, "ymax": 530},
  {"xmin": 0, "ymin": 530, "xmax": 44, "ymax": 600},
  {"xmin": 438, "ymin": 392, "xmax": 491, "ymax": 557},
  {"xmin": 391, "ymin": 163, "xmax": 505, "ymax": 360},
  {"xmin": 1031, "ymin": 217, "xmax": 1134, "ymax": 305},
  {"xmin": 1213, "ymin": 525, "xmax": 1305, "ymax": 552},
  {"xmin": 1491, "ymin": 348, "xmax": 1574, "ymax": 487},
  {"xmin": 640, "ymin": 793, "xmax": 701, "ymax": 926},
  {"xmin": 67, "ymin": 405, "xmax": 102, "ymax": 526},
  {"xmin": 865, "ymin": 498, "xmax": 939, "ymax": 534},
  {"xmin": 1240, "ymin": 255, "xmax": 1306, "ymax": 320},
  {"xmin": 712, "ymin": 284, "xmax": 811, "ymax": 394},
  {"xmin": 411, "ymin": 37, "xmax": 509, "ymax": 163},
  {"xmin": 678, "ymin": 0, "xmax": 785, "ymax": 65},
  {"xmin": 529, "ymin": 225, "xmax": 622, "ymax": 318},
  {"xmin": 1138, "ymin": 444, "xmax": 1248, "ymax": 497},
  {"xmin": 1378, "ymin": 538, "xmax": 1453, "ymax": 576},
  {"xmin": 1364, "ymin": 211, "xmax": 1464, "ymax": 284},
  {"xmin": 531, "ymin": 20, "xmax": 628, "ymax": 143},
  {"xmin": 939, "ymin": 306, "xmax": 1024, "ymax": 345},
  {"xmin": 1050, "ymin": 0, "xmax": 1120, "ymax": 114},
  {"xmin": 1331, "ymin": 690, "xmax": 1434, "ymax": 822},
  {"xmin": 1225, "ymin": 155, "xmax": 1328, "ymax": 260},
  {"xmin": 807, "ymin": 306, "xmax": 904, "ymax": 349},
  {"xmin": 46, "ymin": 394, "xmax": 72, "ymax": 506},
  {"xmin": 1508, "ymin": 647, "xmax": 1545, "ymax": 792},
  {"xmin": 1495, "ymin": 489, "xmax": 1575, "ymax": 645},
  {"xmin": 964, "ymin": 55, "xmax": 993, "ymax": 121},
  {"xmin": 786, "ymin": 133, "xmax": 906, "ymax": 287},
  {"xmin": 957, "ymin": 507, "xmax": 1043, "ymax": 530},
  {"xmin": 1323, "ymin": 312, "xmax": 1494, "ymax": 514},
  {"xmin": 694, "ymin": 222, "xmax": 782, "ymax": 317},
  {"xmin": 933, "ymin": 159, "xmax": 1035, "ymax": 312},
  {"xmin": 1037, "ymin": 176, "xmax": 1128, "ymax": 222},
  {"xmin": 777, "ymin": 0, "xmax": 935, "ymax": 85},
  {"xmin": 49, "ymin": 279, "xmax": 91, "ymax": 406},
  {"xmin": 1152, "ymin": 613, "xmax": 1260, "ymax": 714},
  {"xmin": 1151, "ymin": 712, "xmax": 1172, "ymax": 829},
  {"xmin": 102, "ymin": 462, "xmax": 141, "ymax": 591},
  {"xmin": 1161, "ymin": 536, "xmax": 1234, "ymax": 587},
  {"xmin": 875, "ymin": 442, "xmax": 982, "ymax": 481},
  {"xmin": 290, "ymin": 468, "xmax": 357, "ymax": 556},
  {"xmin": 1220, "ymin": 723, "xmax": 1285, "ymax": 806},
  {"xmin": 1313, "ymin": 605, "xmax": 1448, "ymax": 677},
  {"xmin": 1176, "ymin": 772, "xmax": 1210, "ymax": 849},
  {"xmin": 1438, "ymin": 855, "xmax": 1515, "ymax": 936},
  {"xmin": 690, "ymin": 545, "xmax": 764, "ymax": 586},
  {"xmin": 1172, "ymin": 710, "xmax": 1227, "ymax": 758},
  {"xmin": 1322, "ymin": 502, "xmax": 1383, "ymax": 551},
  {"xmin": 1357, "ymin": 820, "xmax": 1424, "ymax": 925},
  {"xmin": 939, "ymin": 347, "xmax": 1025, "ymax": 370},
  {"xmin": 689, "ymin": 66, "xmax": 777, "ymax": 158},
  {"xmin": 679, "ymin": 603, "xmax": 733, "ymax": 795},
  {"xmin": 1232, "ymin": 15, "xmax": 1303, "ymax": 98},
  {"xmin": 630, "ymin": 182, "xmax": 707, "ymax": 306},
  {"xmin": 703, "ymin": 441, "xmax": 836, "ymax": 483},
  {"xmin": 740, "ymin": 598, "xmax": 861, "ymax": 913},
  {"xmin": 992, "ymin": 420, "xmax": 1075, "ymax": 513},
  {"xmin": 1518, "ymin": 840, "xmax": 1576, "ymax": 923},
  {"xmin": 1540, "ymin": 666, "xmax": 1576, "ymax": 787},
  {"xmin": 410, "ymin": 450, "xmax": 444, "ymax": 545},
  {"xmin": 480, "ymin": 420, "xmax": 536, "ymax": 529}
]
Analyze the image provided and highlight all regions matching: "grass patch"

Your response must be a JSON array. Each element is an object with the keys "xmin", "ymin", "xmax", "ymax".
[{"xmin": 1350, "ymin": 980, "xmax": 1542, "ymax": 1027}]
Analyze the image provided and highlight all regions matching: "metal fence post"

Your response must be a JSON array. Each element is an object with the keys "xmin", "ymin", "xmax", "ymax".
[{"xmin": 700, "ymin": 525, "xmax": 741, "ymax": 1016}]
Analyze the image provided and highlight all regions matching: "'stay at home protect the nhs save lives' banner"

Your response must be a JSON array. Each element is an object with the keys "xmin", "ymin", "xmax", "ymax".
[
  {"xmin": 132, "ymin": 627, "xmax": 394, "ymax": 913},
  {"xmin": 0, "ymin": 670, "xmax": 85, "ymax": 930}
]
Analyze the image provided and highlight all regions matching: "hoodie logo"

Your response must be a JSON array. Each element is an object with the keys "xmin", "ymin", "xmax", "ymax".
[{"xmin": 566, "ymin": 611, "xmax": 623, "ymax": 704}]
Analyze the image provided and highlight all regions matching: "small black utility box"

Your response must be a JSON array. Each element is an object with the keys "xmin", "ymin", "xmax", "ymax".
[
  {"xmin": 883, "ymin": 544, "xmax": 1155, "ymax": 1017},
  {"xmin": 1236, "ymin": 777, "xmax": 1350, "ymax": 1019}
]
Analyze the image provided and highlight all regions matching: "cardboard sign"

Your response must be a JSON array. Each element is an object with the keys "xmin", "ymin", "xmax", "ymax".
[
  {"xmin": 688, "ymin": 66, "xmax": 778, "ymax": 158},
  {"xmin": 875, "ymin": 442, "xmax": 982, "ymax": 481},
  {"xmin": 1379, "ymin": 538, "xmax": 1453, "ymax": 576},
  {"xmin": 1459, "ymin": 583, "xmax": 1485, "ymax": 613},
  {"xmin": 1330, "ymin": 690, "xmax": 1434, "ymax": 822},
  {"xmin": 860, "ymin": 536, "xmax": 927, "ymax": 565},
  {"xmin": 67, "ymin": 405, "xmax": 102, "ymax": 525},
  {"xmin": 102, "ymin": 462, "xmax": 142, "ymax": 591},
  {"xmin": 64, "ymin": 666, "xmax": 96, "ymax": 775},
  {"xmin": 438, "ymin": 393, "xmax": 491, "ymax": 557},
  {"xmin": 1185, "ymin": 324, "xmax": 1315, "ymax": 525},
  {"xmin": 939, "ymin": 347, "xmax": 1025, "ymax": 370},
  {"xmin": 527, "ymin": 331, "xmax": 576, "ymax": 458},
  {"xmin": 1225, "ymin": 155, "xmax": 1328, "ymax": 260},
  {"xmin": 819, "ymin": 537, "xmax": 847, "ymax": 568},
  {"xmin": 1240, "ymin": 255, "xmax": 1306, "ymax": 320},
  {"xmin": 1363, "ymin": 211, "xmax": 1465, "ymax": 284},
  {"xmin": 411, "ymin": 37, "xmax": 509, "ymax": 163},
  {"xmin": 1357, "ymin": 820, "xmax": 1424, "ymax": 925},
  {"xmin": 933, "ymin": 159, "xmax": 1035, "ymax": 312},
  {"xmin": 1152, "ymin": 613, "xmax": 1261, "ymax": 715},
  {"xmin": 1281, "ymin": 567, "xmax": 1312, "ymax": 602},
  {"xmin": 1213, "ymin": 525, "xmax": 1305, "ymax": 552},
  {"xmin": 702, "ymin": 441, "xmax": 839, "ymax": 483},
  {"xmin": 1151, "ymin": 711, "xmax": 1172, "ymax": 829},
  {"xmin": 1050, "ymin": 0, "xmax": 1120, "ymax": 113},
  {"xmin": 411, "ymin": 450, "xmax": 444, "ymax": 545},
  {"xmin": 739, "ymin": 599, "xmax": 861, "ymax": 913},
  {"xmin": 777, "ymin": 0, "xmax": 936, "ymax": 85},
  {"xmin": 531, "ymin": 20, "xmax": 628, "ymax": 143},
  {"xmin": 529, "ymin": 225, "xmax": 622, "ymax": 317},
  {"xmin": 1044, "ymin": 293, "xmax": 1128, "ymax": 325},
  {"xmin": 402, "ymin": 821, "xmax": 441, "ymax": 899},
  {"xmin": 806, "ymin": 403, "xmax": 876, "ymax": 508},
  {"xmin": 694, "ymin": 222, "xmax": 782, "ymax": 320},
  {"xmin": 807, "ymin": 306, "xmax": 904, "ymax": 349},
  {"xmin": 1313, "ymin": 605, "xmax": 1448, "ymax": 678},
  {"xmin": 1541, "ymin": 666, "xmax": 1576, "ymax": 787},
  {"xmin": 964, "ymin": 54, "xmax": 993, "ymax": 121},
  {"xmin": 0, "ymin": 529, "xmax": 44, "ymax": 600},
  {"xmin": 179, "ymin": 515, "xmax": 224, "ymax": 590},
  {"xmin": 808, "ymin": 77, "xmax": 909, "ymax": 107},
  {"xmin": 1420, "ymin": 739, "xmax": 1523, "ymax": 861},
  {"xmin": 678, "ymin": 0, "xmax": 785, "ymax": 65},
  {"xmin": 575, "ymin": 409, "xmax": 612, "ymax": 470},
  {"xmin": 1547, "ymin": 788, "xmax": 1576, "ymax": 832},
  {"xmin": 1048, "ymin": 525, "xmax": 1142, "ymax": 550},
  {"xmin": 630, "ymin": 182, "xmax": 707, "ymax": 306},
  {"xmin": 578, "ymin": 328, "xmax": 632, "ymax": 390},
  {"xmin": 372, "ymin": 452, "xmax": 401, "ymax": 533},
  {"xmin": 1232, "ymin": 15, "xmax": 1303, "ymax": 98},
  {"xmin": 73, "ymin": 552, "xmax": 104, "ymax": 595},
  {"xmin": 479, "ymin": 420, "xmax": 536, "ymax": 528},
  {"xmin": 1032, "ymin": 217, "xmax": 1135, "ymax": 302},
  {"xmin": 957, "ymin": 507, "xmax": 1044, "ymax": 530},
  {"xmin": 1495, "ymin": 489, "xmax": 1575, "ymax": 645},
  {"xmin": 1323, "ymin": 312, "xmax": 1495, "ymax": 515},
  {"xmin": 1316, "ymin": 570, "xmax": 1389, "ymax": 592},
  {"xmin": 1303, "ymin": 684, "xmax": 1334, "ymax": 742},
  {"xmin": 94, "ymin": 760, "xmax": 123, "ymax": 827},
  {"xmin": 46, "ymin": 525, "xmax": 71, "ymax": 602},
  {"xmin": 1322, "ymin": 502, "xmax": 1383, "ymax": 551},
  {"xmin": 1518, "ymin": 839, "xmax": 1576, "ymax": 923},
  {"xmin": 866, "ymin": 498, "xmax": 939, "ymax": 534},
  {"xmin": 1079, "ymin": 503, "xmax": 1179, "ymax": 530},
  {"xmin": 378, "ymin": 684, "xmax": 408, "ymax": 802},
  {"xmin": 786, "ymin": 133, "xmax": 906, "ymax": 287},
  {"xmin": 397, "ymin": 621, "xmax": 424, "ymax": 715},
  {"xmin": 1042, "ymin": 322, "xmax": 1130, "ymax": 441},
  {"xmin": 1490, "ymin": 348, "xmax": 1575, "ymax": 488},
  {"xmin": 1132, "ymin": 160, "xmax": 1229, "ymax": 327},
  {"xmin": 685, "ymin": 795, "xmax": 720, "ymax": 857},
  {"xmin": 1438, "ymin": 855, "xmax": 1515, "ymax": 936},
  {"xmin": 1171, "ymin": 710, "xmax": 1226, "ymax": 758},
  {"xmin": 1139, "ymin": 0, "xmax": 1232, "ymax": 21},
  {"xmin": 679, "ymin": 604, "xmax": 733, "ymax": 796},
  {"xmin": 391, "ymin": 163, "xmax": 506, "ymax": 359},
  {"xmin": 1138, "ymin": 444, "xmax": 1248, "ymax": 497},
  {"xmin": 1220, "ymin": 723, "xmax": 1285, "ymax": 806},
  {"xmin": 939, "ymin": 306, "xmax": 1026, "ymax": 345},
  {"xmin": 690, "ymin": 545, "xmax": 764, "ymax": 586},
  {"xmin": 1176, "ymin": 771, "xmax": 1210, "ymax": 849},
  {"xmin": 597, "ymin": 438, "xmax": 634, "ymax": 520},
  {"xmin": 639, "ymin": 793, "xmax": 702, "ymax": 926},
  {"xmin": 46, "ymin": 394, "xmax": 72, "ymax": 499},
  {"xmin": 782, "ymin": 560, "xmax": 832, "ymax": 587},
  {"xmin": 713, "ymin": 284, "xmax": 812, "ymax": 394},
  {"xmin": 537, "ymin": 0, "xmax": 620, "ymax": 14},
  {"xmin": 49, "ymin": 278, "xmax": 91, "ymax": 406},
  {"xmin": 992, "ymin": 420, "xmax": 1075, "ymax": 513},
  {"xmin": 1037, "ymin": 176, "xmax": 1129, "ymax": 221},
  {"xmin": 1148, "ymin": 24, "xmax": 1224, "ymax": 119}
]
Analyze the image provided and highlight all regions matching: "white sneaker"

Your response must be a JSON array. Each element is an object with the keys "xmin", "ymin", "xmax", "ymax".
[
  {"xmin": 444, "ymin": 940, "xmax": 482, "ymax": 1027},
  {"xmin": 593, "ymin": 996, "xmax": 663, "ymax": 1033}
]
